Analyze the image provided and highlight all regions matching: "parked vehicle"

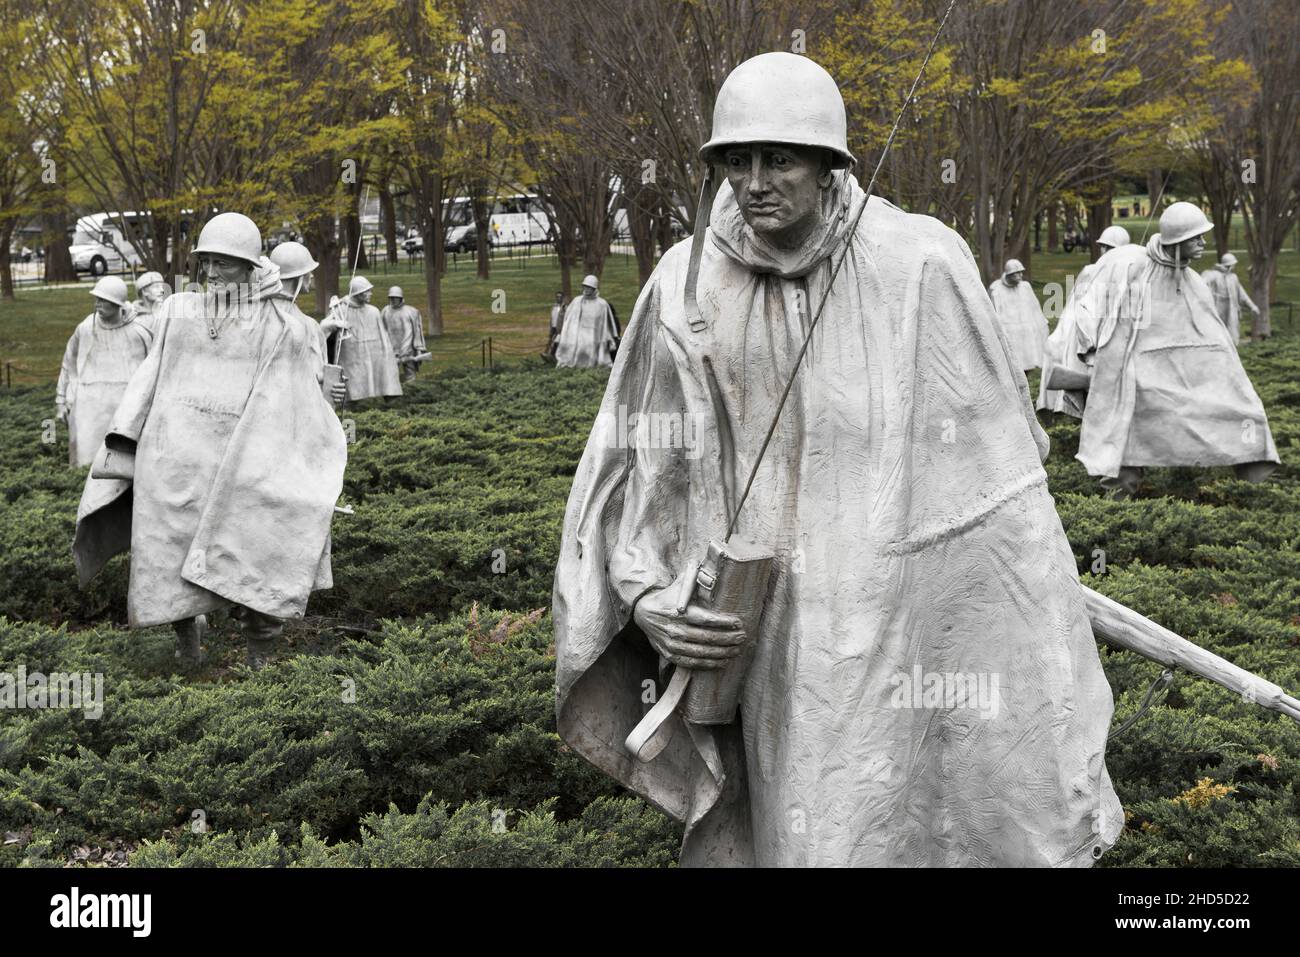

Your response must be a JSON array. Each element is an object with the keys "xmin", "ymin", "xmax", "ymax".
[
  {"xmin": 402, "ymin": 193, "xmax": 552, "ymax": 256},
  {"xmin": 69, "ymin": 212, "xmax": 148, "ymax": 275}
]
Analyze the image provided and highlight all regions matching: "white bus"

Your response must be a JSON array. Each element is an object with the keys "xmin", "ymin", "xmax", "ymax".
[{"xmin": 406, "ymin": 193, "xmax": 553, "ymax": 255}]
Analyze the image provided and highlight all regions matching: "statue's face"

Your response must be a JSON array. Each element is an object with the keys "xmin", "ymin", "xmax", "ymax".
[
  {"xmin": 1006, "ymin": 271, "xmax": 1023, "ymax": 286},
  {"xmin": 94, "ymin": 298, "xmax": 121, "ymax": 321},
  {"xmin": 301, "ymin": 273, "xmax": 314, "ymax": 293},
  {"xmin": 355, "ymin": 289, "xmax": 372, "ymax": 305},
  {"xmin": 389, "ymin": 296, "xmax": 402, "ymax": 307},
  {"xmin": 143, "ymin": 282, "xmax": 167, "ymax": 304},
  {"xmin": 582, "ymin": 285, "xmax": 597, "ymax": 299},
  {"xmin": 200, "ymin": 254, "xmax": 253, "ymax": 293},
  {"xmin": 555, "ymin": 293, "xmax": 563, "ymax": 303},
  {"xmin": 1175, "ymin": 235, "xmax": 1206, "ymax": 261},
  {"xmin": 722, "ymin": 143, "xmax": 829, "ymax": 249}
]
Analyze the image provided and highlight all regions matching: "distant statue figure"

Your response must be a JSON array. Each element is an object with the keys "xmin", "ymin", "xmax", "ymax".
[
  {"xmin": 56, "ymin": 276, "xmax": 153, "ymax": 467},
  {"xmin": 380, "ymin": 286, "xmax": 427, "ymax": 381},
  {"xmin": 987, "ymin": 258, "xmax": 1048, "ymax": 371},
  {"xmin": 131, "ymin": 271, "xmax": 171, "ymax": 334},
  {"xmin": 553, "ymin": 52, "xmax": 1122, "ymax": 868},
  {"xmin": 322, "ymin": 275, "xmax": 402, "ymax": 400},
  {"xmin": 1074, "ymin": 202, "xmax": 1279, "ymax": 498},
  {"xmin": 1201, "ymin": 252, "xmax": 1258, "ymax": 347},
  {"xmin": 268, "ymin": 241, "xmax": 347, "ymax": 407},
  {"xmin": 544, "ymin": 291, "xmax": 566, "ymax": 359},
  {"xmin": 554, "ymin": 275, "xmax": 619, "ymax": 368},
  {"xmin": 1038, "ymin": 225, "xmax": 1130, "ymax": 416},
  {"xmin": 72, "ymin": 213, "xmax": 347, "ymax": 668}
]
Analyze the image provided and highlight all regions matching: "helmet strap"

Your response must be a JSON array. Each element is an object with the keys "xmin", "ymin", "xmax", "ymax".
[{"xmin": 683, "ymin": 167, "xmax": 716, "ymax": 333}]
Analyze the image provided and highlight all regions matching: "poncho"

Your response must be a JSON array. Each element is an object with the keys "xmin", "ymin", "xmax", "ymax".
[
  {"xmin": 72, "ymin": 264, "xmax": 347, "ymax": 627},
  {"xmin": 555, "ymin": 296, "xmax": 620, "ymax": 368},
  {"xmin": 381, "ymin": 303, "xmax": 426, "ymax": 359},
  {"xmin": 56, "ymin": 313, "xmax": 153, "ymax": 467},
  {"xmin": 330, "ymin": 300, "xmax": 401, "ymax": 399},
  {"xmin": 131, "ymin": 297, "xmax": 169, "ymax": 336},
  {"xmin": 987, "ymin": 277, "xmax": 1048, "ymax": 371},
  {"xmin": 1201, "ymin": 265, "xmax": 1257, "ymax": 346},
  {"xmin": 553, "ymin": 172, "xmax": 1123, "ymax": 867},
  {"xmin": 1036, "ymin": 262, "xmax": 1100, "ymax": 417},
  {"xmin": 1074, "ymin": 237, "xmax": 1279, "ymax": 480}
]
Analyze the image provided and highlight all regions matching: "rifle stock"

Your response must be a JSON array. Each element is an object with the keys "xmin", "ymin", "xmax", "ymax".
[{"xmin": 1083, "ymin": 585, "xmax": 1300, "ymax": 725}]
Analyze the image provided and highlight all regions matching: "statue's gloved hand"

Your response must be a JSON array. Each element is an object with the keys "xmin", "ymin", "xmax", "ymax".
[
  {"xmin": 632, "ymin": 583, "xmax": 745, "ymax": 671},
  {"xmin": 56, "ymin": 400, "xmax": 69, "ymax": 422},
  {"xmin": 330, "ymin": 373, "xmax": 348, "ymax": 405}
]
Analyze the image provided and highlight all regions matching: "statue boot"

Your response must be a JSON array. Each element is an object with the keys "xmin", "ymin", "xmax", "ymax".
[
  {"xmin": 1100, "ymin": 466, "xmax": 1143, "ymax": 501},
  {"xmin": 236, "ymin": 607, "xmax": 284, "ymax": 669},
  {"xmin": 173, "ymin": 615, "xmax": 208, "ymax": 666}
]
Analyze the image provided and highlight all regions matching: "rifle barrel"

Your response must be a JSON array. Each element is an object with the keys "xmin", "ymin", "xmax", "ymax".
[{"xmin": 1083, "ymin": 585, "xmax": 1300, "ymax": 725}]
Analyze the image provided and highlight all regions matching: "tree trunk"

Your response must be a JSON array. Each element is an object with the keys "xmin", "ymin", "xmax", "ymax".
[
  {"xmin": 1047, "ymin": 202, "xmax": 1059, "ymax": 253},
  {"xmin": 379, "ymin": 186, "xmax": 398, "ymax": 264},
  {"xmin": 421, "ymin": 172, "xmax": 445, "ymax": 337},
  {"xmin": 556, "ymin": 223, "xmax": 575, "ymax": 300},
  {"xmin": 306, "ymin": 214, "xmax": 341, "ymax": 313},
  {"xmin": 1249, "ymin": 257, "xmax": 1274, "ymax": 340},
  {"xmin": 626, "ymin": 187, "xmax": 657, "ymax": 289},
  {"xmin": 344, "ymin": 207, "xmax": 368, "ymax": 271},
  {"xmin": 471, "ymin": 192, "xmax": 491, "ymax": 280},
  {"xmin": 1146, "ymin": 169, "xmax": 1163, "ymax": 217},
  {"xmin": 0, "ymin": 223, "xmax": 14, "ymax": 301},
  {"xmin": 1087, "ymin": 192, "xmax": 1113, "ymax": 263},
  {"xmin": 42, "ymin": 209, "xmax": 76, "ymax": 282}
]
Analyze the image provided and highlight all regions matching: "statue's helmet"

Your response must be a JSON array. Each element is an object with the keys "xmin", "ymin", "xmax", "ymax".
[
  {"xmin": 134, "ymin": 270, "xmax": 165, "ymax": 292},
  {"xmin": 699, "ymin": 52, "xmax": 855, "ymax": 168},
  {"xmin": 581, "ymin": 274, "xmax": 599, "ymax": 289},
  {"xmin": 1097, "ymin": 225, "xmax": 1130, "ymax": 249},
  {"xmin": 269, "ymin": 241, "xmax": 320, "ymax": 280},
  {"xmin": 348, "ymin": 275, "xmax": 374, "ymax": 297},
  {"xmin": 388, "ymin": 286, "xmax": 403, "ymax": 298},
  {"xmin": 90, "ymin": 275, "xmax": 129, "ymax": 306},
  {"xmin": 1220, "ymin": 252, "xmax": 1238, "ymax": 268},
  {"xmin": 1002, "ymin": 258, "xmax": 1025, "ymax": 277},
  {"xmin": 193, "ymin": 212, "xmax": 263, "ymax": 266},
  {"xmin": 1157, "ymin": 202, "xmax": 1212, "ymax": 246}
]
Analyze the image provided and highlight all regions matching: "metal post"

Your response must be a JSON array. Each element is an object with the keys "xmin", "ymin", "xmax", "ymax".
[
  {"xmin": 481, "ymin": 339, "xmax": 486, "ymax": 368},
  {"xmin": 489, "ymin": 336, "xmax": 494, "ymax": 369}
]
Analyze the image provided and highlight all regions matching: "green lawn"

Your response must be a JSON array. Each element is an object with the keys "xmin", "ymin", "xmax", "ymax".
[
  {"xmin": 3, "ymin": 234, "xmax": 1296, "ymax": 387},
  {"xmin": 0, "ymin": 248, "xmax": 652, "ymax": 385}
]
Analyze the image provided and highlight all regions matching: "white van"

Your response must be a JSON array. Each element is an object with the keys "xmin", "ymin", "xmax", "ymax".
[{"xmin": 69, "ymin": 212, "xmax": 148, "ymax": 276}]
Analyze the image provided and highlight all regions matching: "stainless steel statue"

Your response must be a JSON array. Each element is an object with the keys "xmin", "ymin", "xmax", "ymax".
[
  {"xmin": 1073, "ymin": 203, "xmax": 1278, "ymax": 498},
  {"xmin": 988, "ymin": 258, "xmax": 1048, "ymax": 372},
  {"xmin": 72, "ymin": 213, "xmax": 348, "ymax": 668},
  {"xmin": 268, "ymin": 241, "xmax": 348, "ymax": 407},
  {"xmin": 381, "ymin": 286, "xmax": 428, "ymax": 381},
  {"xmin": 553, "ymin": 52, "xmax": 1125, "ymax": 867},
  {"xmin": 323, "ymin": 275, "xmax": 402, "ymax": 400},
  {"xmin": 554, "ymin": 275, "xmax": 620, "ymax": 368},
  {"xmin": 56, "ymin": 277, "xmax": 154, "ymax": 468},
  {"xmin": 1038, "ymin": 225, "xmax": 1130, "ymax": 416},
  {"xmin": 1201, "ymin": 252, "xmax": 1258, "ymax": 347},
  {"xmin": 131, "ymin": 271, "xmax": 171, "ymax": 334}
]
